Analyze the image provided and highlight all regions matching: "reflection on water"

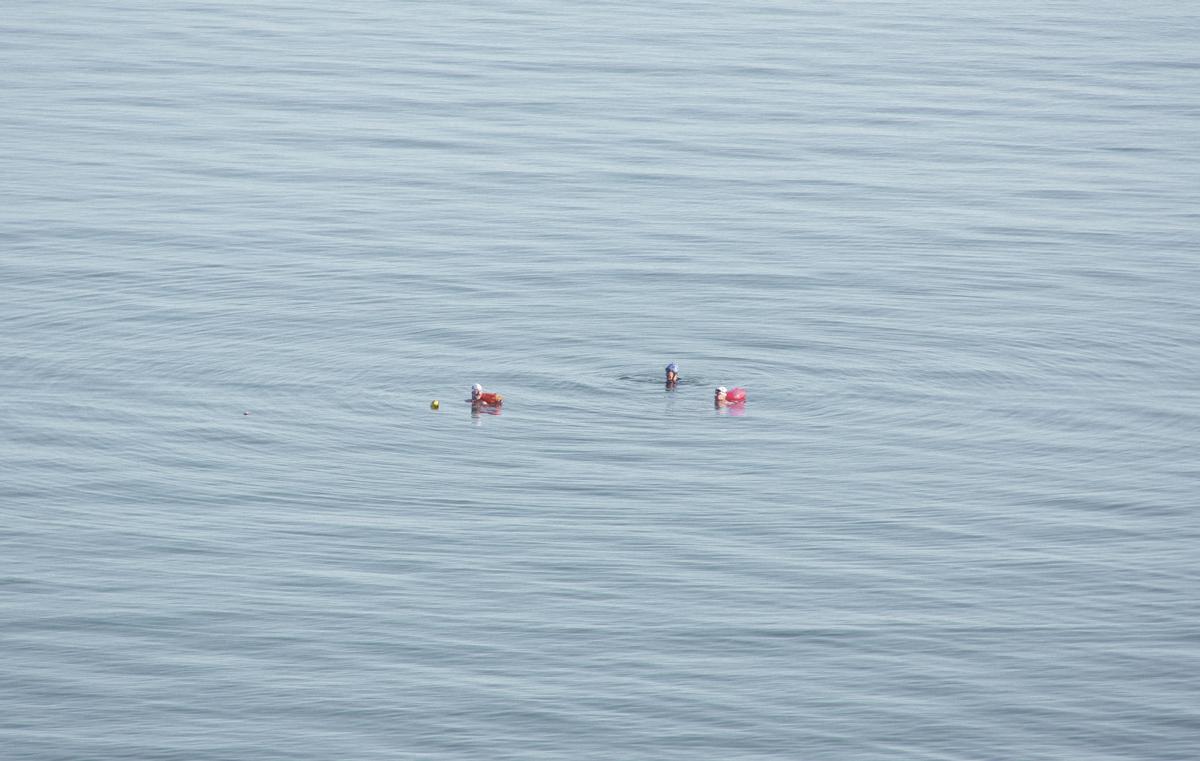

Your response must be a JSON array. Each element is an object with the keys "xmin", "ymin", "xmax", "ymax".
[{"xmin": 470, "ymin": 402, "xmax": 502, "ymax": 421}]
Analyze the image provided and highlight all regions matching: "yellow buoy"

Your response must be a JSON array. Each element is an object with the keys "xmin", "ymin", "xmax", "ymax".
[{"xmin": 430, "ymin": 400, "xmax": 440, "ymax": 410}]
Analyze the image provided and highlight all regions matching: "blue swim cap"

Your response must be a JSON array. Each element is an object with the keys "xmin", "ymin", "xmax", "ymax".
[{"xmin": 666, "ymin": 363, "xmax": 678, "ymax": 373}]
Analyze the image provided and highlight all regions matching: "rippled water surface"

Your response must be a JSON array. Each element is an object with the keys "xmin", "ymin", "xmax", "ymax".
[{"xmin": 3, "ymin": 2, "xmax": 1199, "ymax": 759}]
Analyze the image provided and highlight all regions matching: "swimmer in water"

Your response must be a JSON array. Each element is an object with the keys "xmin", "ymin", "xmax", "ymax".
[
  {"xmin": 469, "ymin": 383, "xmax": 503, "ymax": 406},
  {"xmin": 665, "ymin": 363, "xmax": 679, "ymax": 387},
  {"xmin": 715, "ymin": 386, "xmax": 746, "ymax": 406}
]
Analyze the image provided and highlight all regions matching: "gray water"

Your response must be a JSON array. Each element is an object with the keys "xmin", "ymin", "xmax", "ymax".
[{"xmin": 3, "ymin": 2, "xmax": 1199, "ymax": 759}]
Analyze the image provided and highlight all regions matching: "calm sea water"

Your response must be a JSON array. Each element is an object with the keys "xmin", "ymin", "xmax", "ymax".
[{"xmin": 3, "ymin": 2, "xmax": 1198, "ymax": 759}]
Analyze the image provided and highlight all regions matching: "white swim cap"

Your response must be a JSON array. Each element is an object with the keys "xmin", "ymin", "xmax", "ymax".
[
  {"xmin": 472, "ymin": 383, "xmax": 482, "ymax": 393},
  {"xmin": 716, "ymin": 386, "xmax": 727, "ymax": 393}
]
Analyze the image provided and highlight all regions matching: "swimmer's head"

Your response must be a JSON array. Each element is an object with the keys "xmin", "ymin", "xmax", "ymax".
[
  {"xmin": 471, "ymin": 383, "xmax": 483, "ymax": 399},
  {"xmin": 714, "ymin": 386, "xmax": 727, "ymax": 402},
  {"xmin": 665, "ymin": 363, "xmax": 679, "ymax": 382}
]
